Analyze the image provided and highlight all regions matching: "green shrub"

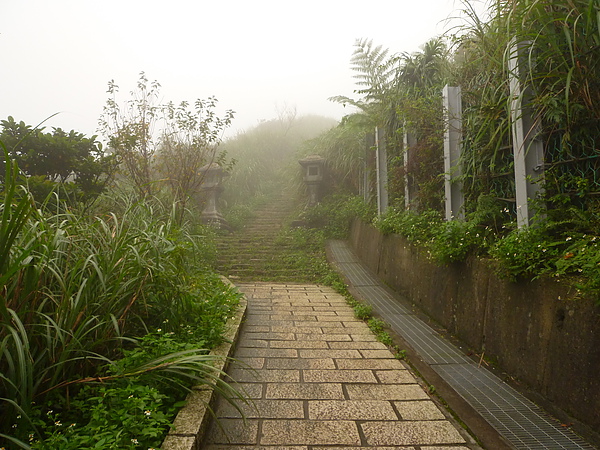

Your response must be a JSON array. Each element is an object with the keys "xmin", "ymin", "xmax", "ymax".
[
  {"xmin": 300, "ymin": 194, "xmax": 376, "ymax": 239},
  {"xmin": 30, "ymin": 383, "xmax": 175, "ymax": 450},
  {"xmin": 490, "ymin": 226, "xmax": 563, "ymax": 281},
  {"xmin": 375, "ymin": 208, "xmax": 442, "ymax": 245},
  {"xmin": 429, "ymin": 220, "xmax": 492, "ymax": 264}
]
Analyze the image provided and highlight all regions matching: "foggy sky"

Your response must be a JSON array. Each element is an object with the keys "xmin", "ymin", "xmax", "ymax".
[{"xmin": 1, "ymin": 0, "xmax": 480, "ymax": 141}]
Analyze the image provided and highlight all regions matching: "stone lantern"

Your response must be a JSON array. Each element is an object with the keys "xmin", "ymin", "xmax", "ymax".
[
  {"xmin": 199, "ymin": 163, "xmax": 230, "ymax": 229},
  {"xmin": 298, "ymin": 155, "xmax": 326, "ymax": 206}
]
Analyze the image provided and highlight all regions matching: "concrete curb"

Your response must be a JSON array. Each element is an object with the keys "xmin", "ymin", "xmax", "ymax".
[{"xmin": 161, "ymin": 277, "xmax": 247, "ymax": 450}]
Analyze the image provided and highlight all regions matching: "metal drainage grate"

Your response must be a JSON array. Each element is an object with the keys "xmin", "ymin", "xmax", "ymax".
[
  {"xmin": 435, "ymin": 364, "xmax": 594, "ymax": 449},
  {"xmin": 327, "ymin": 240, "xmax": 596, "ymax": 450},
  {"xmin": 328, "ymin": 241, "xmax": 360, "ymax": 263}
]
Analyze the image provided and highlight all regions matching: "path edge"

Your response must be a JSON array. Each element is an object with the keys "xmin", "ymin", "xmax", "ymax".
[{"xmin": 161, "ymin": 276, "xmax": 247, "ymax": 450}]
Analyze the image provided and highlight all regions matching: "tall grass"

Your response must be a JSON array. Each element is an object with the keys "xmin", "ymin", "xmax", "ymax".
[
  {"xmin": 0, "ymin": 148, "xmax": 236, "ymax": 446},
  {"xmin": 455, "ymin": 0, "xmax": 600, "ymax": 209}
]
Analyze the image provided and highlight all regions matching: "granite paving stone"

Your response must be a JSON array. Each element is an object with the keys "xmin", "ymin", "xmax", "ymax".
[
  {"xmin": 228, "ymin": 368, "xmax": 300, "ymax": 383},
  {"xmin": 265, "ymin": 383, "xmax": 345, "ymax": 399},
  {"xmin": 375, "ymin": 369, "xmax": 419, "ymax": 384},
  {"xmin": 298, "ymin": 349, "xmax": 362, "ymax": 358},
  {"xmin": 303, "ymin": 369, "xmax": 379, "ymax": 383},
  {"xmin": 294, "ymin": 333, "xmax": 352, "ymax": 341},
  {"xmin": 360, "ymin": 421, "xmax": 467, "ymax": 446},
  {"xmin": 242, "ymin": 325, "xmax": 270, "ymax": 333},
  {"xmin": 311, "ymin": 448, "xmax": 417, "ymax": 450},
  {"xmin": 271, "ymin": 314, "xmax": 318, "ymax": 321},
  {"xmin": 268, "ymin": 339, "xmax": 329, "ymax": 349},
  {"xmin": 243, "ymin": 332, "xmax": 295, "ymax": 340},
  {"xmin": 308, "ymin": 400, "xmax": 398, "ymax": 420},
  {"xmin": 269, "ymin": 326, "xmax": 324, "ymax": 334},
  {"xmin": 204, "ymin": 418, "xmax": 259, "ymax": 445},
  {"xmin": 329, "ymin": 341, "xmax": 389, "ymax": 350},
  {"xmin": 265, "ymin": 358, "xmax": 336, "ymax": 369},
  {"xmin": 316, "ymin": 314, "xmax": 355, "ymax": 321},
  {"xmin": 216, "ymin": 399, "xmax": 305, "ymax": 419},
  {"xmin": 235, "ymin": 357, "xmax": 265, "ymax": 369},
  {"xmin": 260, "ymin": 420, "xmax": 361, "ymax": 446},
  {"xmin": 293, "ymin": 321, "xmax": 344, "ymax": 328},
  {"xmin": 345, "ymin": 383, "xmax": 429, "ymax": 400},
  {"xmin": 359, "ymin": 349, "xmax": 400, "ymax": 358},
  {"xmin": 394, "ymin": 400, "xmax": 447, "ymax": 420},
  {"xmin": 205, "ymin": 447, "xmax": 309, "ymax": 450},
  {"xmin": 201, "ymin": 283, "xmax": 476, "ymax": 448},
  {"xmin": 335, "ymin": 358, "xmax": 407, "ymax": 370},
  {"xmin": 234, "ymin": 347, "xmax": 298, "ymax": 358},
  {"xmin": 239, "ymin": 339, "xmax": 269, "ymax": 348},
  {"xmin": 346, "ymin": 333, "xmax": 379, "ymax": 341},
  {"xmin": 228, "ymin": 382, "xmax": 264, "ymax": 399}
]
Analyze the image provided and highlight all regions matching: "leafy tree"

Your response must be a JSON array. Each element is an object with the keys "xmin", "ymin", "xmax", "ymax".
[
  {"xmin": 98, "ymin": 72, "xmax": 162, "ymax": 199},
  {"xmin": 0, "ymin": 116, "xmax": 116, "ymax": 205},
  {"xmin": 99, "ymin": 72, "xmax": 236, "ymax": 220},
  {"xmin": 399, "ymin": 37, "xmax": 449, "ymax": 94},
  {"xmin": 156, "ymin": 97, "xmax": 235, "ymax": 222},
  {"xmin": 330, "ymin": 38, "xmax": 400, "ymax": 126}
]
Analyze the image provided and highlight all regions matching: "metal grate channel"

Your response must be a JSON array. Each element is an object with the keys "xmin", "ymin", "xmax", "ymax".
[
  {"xmin": 355, "ymin": 288, "xmax": 472, "ymax": 365},
  {"xmin": 435, "ymin": 364, "xmax": 595, "ymax": 449},
  {"xmin": 326, "ymin": 240, "xmax": 596, "ymax": 450},
  {"xmin": 339, "ymin": 261, "xmax": 474, "ymax": 365},
  {"xmin": 352, "ymin": 284, "xmax": 414, "ymax": 315},
  {"xmin": 386, "ymin": 313, "xmax": 472, "ymax": 364},
  {"xmin": 328, "ymin": 240, "xmax": 360, "ymax": 263},
  {"xmin": 335, "ymin": 261, "xmax": 379, "ymax": 286}
]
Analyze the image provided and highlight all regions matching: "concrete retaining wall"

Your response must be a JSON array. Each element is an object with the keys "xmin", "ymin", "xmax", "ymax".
[{"xmin": 350, "ymin": 219, "xmax": 600, "ymax": 430}]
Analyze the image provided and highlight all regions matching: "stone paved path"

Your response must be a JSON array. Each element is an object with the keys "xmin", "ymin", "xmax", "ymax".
[{"xmin": 202, "ymin": 282, "xmax": 478, "ymax": 449}]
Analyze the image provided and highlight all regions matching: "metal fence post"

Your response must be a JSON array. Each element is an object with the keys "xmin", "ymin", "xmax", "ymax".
[
  {"xmin": 375, "ymin": 126, "xmax": 389, "ymax": 216},
  {"xmin": 363, "ymin": 132, "xmax": 375, "ymax": 205},
  {"xmin": 443, "ymin": 85, "xmax": 465, "ymax": 220},
  {"xmin": 509, "ymin": 38, "xmax": 545, "ymax": 227},
  {"xmin": 403, "ymin": 123, "xmax": 417, "ymax": 210}
]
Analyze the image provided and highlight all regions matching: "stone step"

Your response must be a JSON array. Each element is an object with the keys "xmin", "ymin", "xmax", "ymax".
[{"xmin": 215, "ymin": 190, "xmax": 307, "ymax": 282}]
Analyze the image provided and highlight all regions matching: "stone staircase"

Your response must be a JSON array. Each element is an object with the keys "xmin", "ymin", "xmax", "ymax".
[{"xmin": 215, "ymin": 192, "xmax": 307, "ymax": 282}]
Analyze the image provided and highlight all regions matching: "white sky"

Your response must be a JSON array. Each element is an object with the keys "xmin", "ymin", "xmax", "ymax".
[{"xmin": 0, "ymin": 0, "xmax": 484, "ymax": 141}]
